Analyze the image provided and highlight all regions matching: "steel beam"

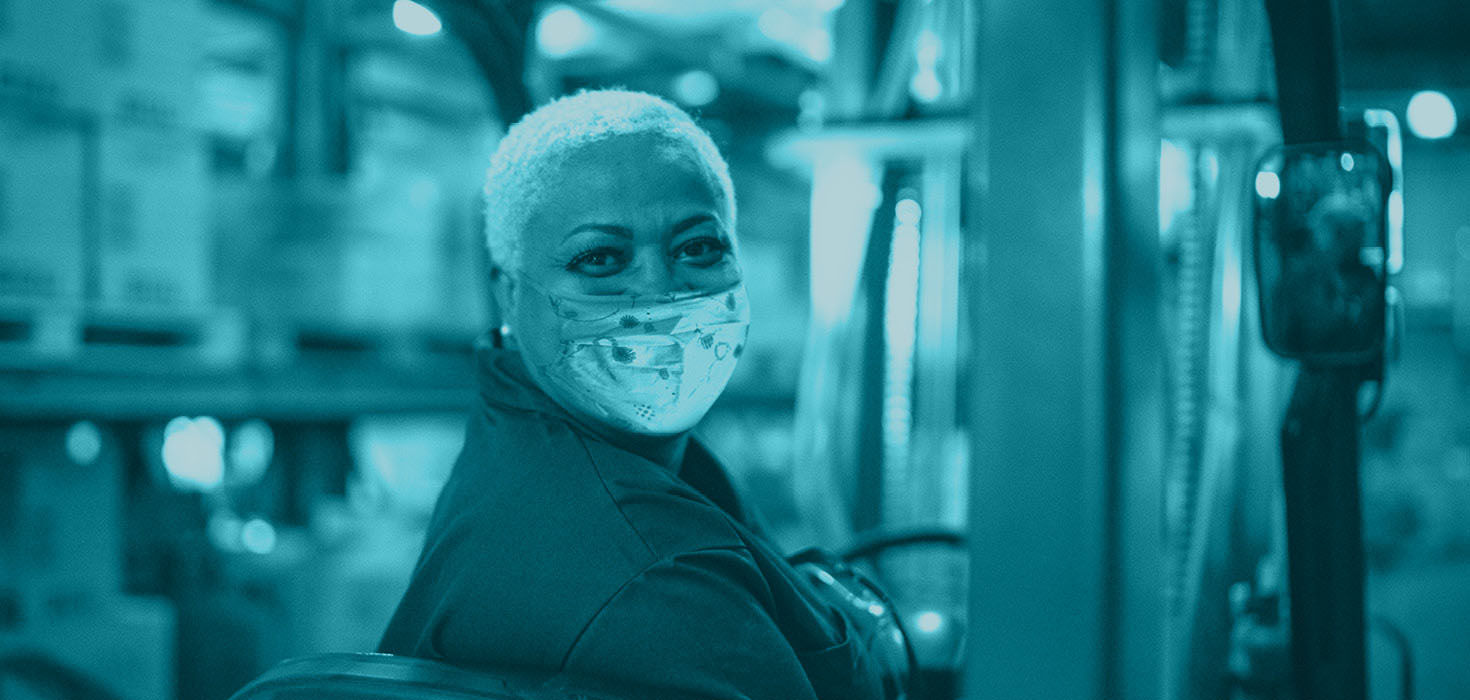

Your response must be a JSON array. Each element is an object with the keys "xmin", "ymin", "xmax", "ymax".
[{"xmin": 965, "ymin": 0, "xmax": 1163, "ymax": 697}]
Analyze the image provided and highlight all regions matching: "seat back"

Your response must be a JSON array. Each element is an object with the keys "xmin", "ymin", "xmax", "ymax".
[{"xmin": 227, "ymin": 653, "xmax": 642, "ymax": 700}]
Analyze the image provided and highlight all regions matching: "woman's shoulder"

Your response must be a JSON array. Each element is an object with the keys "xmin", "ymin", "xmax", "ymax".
[
  {"xmin": 435, "ymin": 405, "xmax": 747, "ymax": 571},
  {"xmin": 387, "ymin": 407, "xmax": 758, "ymax": 665},
  {"xmin": 572, "ymin": 433, "xmax": 751, "ymax": 560}
]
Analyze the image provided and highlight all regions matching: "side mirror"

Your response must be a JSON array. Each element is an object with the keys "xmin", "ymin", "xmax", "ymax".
[{"xmin": 1253, "ymin": 142, "xmax": 1391, "ymax": 365}]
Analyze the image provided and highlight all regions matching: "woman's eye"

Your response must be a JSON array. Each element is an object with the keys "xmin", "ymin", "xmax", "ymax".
[
  {"xmin": 567, "ymin": 247, "xmax": 627, "ymax": 277},
  {"xmin": 675, "ymin": 237, "xmax": 729, "ymax": 267}
]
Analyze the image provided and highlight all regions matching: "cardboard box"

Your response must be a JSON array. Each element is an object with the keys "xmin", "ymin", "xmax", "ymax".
[
  {"xmin": 92, "ymin": 0, "xmax": 206, "ymax": 127},
  {"xmin": 0, "ymin": 2, "xmax": 101, "ymax": 113},
  {"xmin": 215, "ymin": 177, "xmax": 474, "ymax": 328},
  {"xmin": 0, "ymin": 0, "xmax": 205, "ymax": 123},
  {"xmin": 0, "ymin": 112, "xmax": 88, "ymax": 304},
  {"xmin": 95, "ymin": 121, "xmax": 213, "ymax": 309}
]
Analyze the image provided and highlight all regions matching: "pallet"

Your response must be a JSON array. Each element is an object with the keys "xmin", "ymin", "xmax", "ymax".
[
  {"xmin": 0, "ymin": 302, "xmax": 483, "ymax": 375},
  {"xmin": 0, "ymin": 302, "xmax": 248, "ymax": 372},
  {"xmin": 251, "ymin": 319, "xmax": 479, "ymax": 371}
]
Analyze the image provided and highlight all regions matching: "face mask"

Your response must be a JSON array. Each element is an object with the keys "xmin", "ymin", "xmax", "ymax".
[{"xmin": 514, "ymin": 278, "xmax": 750, "ymax": 435}]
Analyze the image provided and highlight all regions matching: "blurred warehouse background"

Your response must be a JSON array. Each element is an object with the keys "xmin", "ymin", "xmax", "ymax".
[{"xmin": 0, "ymin": 0, "xmax": 1467, "ymax": 698}]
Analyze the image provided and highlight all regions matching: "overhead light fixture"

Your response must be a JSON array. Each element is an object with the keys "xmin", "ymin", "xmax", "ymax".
[
  {"xmin": 1406, "ymin": 90, "xmax": 1457, "ymax": 140},
  {"xmin": 393, "ymin": 0, "xmax": 442, "ymax": 36},
  {"xmin": 537, "ymin": 5, "xmax": 594, "ymax": 58}
]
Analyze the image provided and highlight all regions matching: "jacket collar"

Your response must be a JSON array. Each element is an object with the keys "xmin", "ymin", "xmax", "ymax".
[
  {"xmin": 473, "ymin": 336, "xmax": 574, "ymax": 420},
  {"xmin": 470, "ymin": 337, "xmax": 756, "ymax": 528}
]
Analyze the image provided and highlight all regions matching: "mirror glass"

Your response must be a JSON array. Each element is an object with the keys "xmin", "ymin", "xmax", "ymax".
[{"xmin": 1253, "ymin": 142, "xmax": 1391, "ymax": 364}]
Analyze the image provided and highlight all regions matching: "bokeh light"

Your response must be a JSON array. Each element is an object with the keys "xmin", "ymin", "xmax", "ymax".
[
  {"xmin": 1406, "ymin": 90, "xmax": 1457, "ymax": 140},
  {"xmin": 537, "ymin": 5, "xmax": 594, "ymax": 58},
  {"xmin": 673, "ymin": 70, "xmax": 720, "ymax": 107},
  {"xmin": 802, "ymin": 28, "xmax": 833, "ymax": 63},
  {"xmin": 392, "ymin": 0, "xmax": 442, "ymax": 36},
  {"xmin": 65, "ymin": 421, "xmax": 104, "ymax": 466},
  {"xmin": 1255, "ymin": 171, "xmax": 1281, "ymax": 200},
  {"xmin": 240, "ymin": 517, "xmax": 278, "ymax": 555},
  {"xmin": 228, "ymin": 419, "xmax": 276, "ymax": 486},
  {"xmin": 915, "ymin": 610, "xmax": 944, "ymax": 634},
  {"xmin": 162, "ymin": 416, "xmax": 226, "ymax": 492},
  {"xmin": 757, "ymin": 8, "xmax": 799, "ymax": 42}
]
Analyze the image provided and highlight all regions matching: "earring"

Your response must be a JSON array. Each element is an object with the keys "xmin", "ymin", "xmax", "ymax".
[{"xmin": 498, "ymin": 323, "xmax": 512, "ymax": 338}]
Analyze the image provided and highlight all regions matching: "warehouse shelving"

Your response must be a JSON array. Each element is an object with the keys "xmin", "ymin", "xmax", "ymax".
[{"xmin": 0, "ymin": 301, "xmax": 478, "ymax": 419}]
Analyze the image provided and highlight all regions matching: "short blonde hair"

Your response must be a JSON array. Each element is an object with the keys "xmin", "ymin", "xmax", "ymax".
[{"xmin": 483, "ymin": 89, "xmax": 736, "ymax": 273}]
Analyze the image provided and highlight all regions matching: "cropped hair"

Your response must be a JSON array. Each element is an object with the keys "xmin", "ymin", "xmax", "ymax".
[{"xmin": 483, "ymin": 89, "xmax": 736, "ymax": 274}]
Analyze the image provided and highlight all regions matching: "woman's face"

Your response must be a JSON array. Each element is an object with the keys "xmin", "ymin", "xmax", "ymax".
[
  {"xmin": 509, "ymin": 133, "xmax": 740, "ymax": 300},
  {"xmin": 495, "ymin": 132, "xmax": 744, "ymax": 428}
]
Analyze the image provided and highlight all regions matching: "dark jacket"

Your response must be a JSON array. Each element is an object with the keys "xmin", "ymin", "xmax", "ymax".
[{"xmin": 378, "ymin": 344, "xmax": 885, "ymax": 700}]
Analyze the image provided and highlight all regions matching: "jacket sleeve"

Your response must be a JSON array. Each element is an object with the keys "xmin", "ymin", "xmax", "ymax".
[{"xmin": 561, "ymin": 545, "xmax": 821, "ymax": 700}]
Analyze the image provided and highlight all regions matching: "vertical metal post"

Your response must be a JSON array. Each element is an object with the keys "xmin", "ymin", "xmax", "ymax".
[
  {"xmin": 1280, "ymin": 369, "xmax": 1368, "ymax": 700},
  {"xmin": 284, "ymin": 0, "xmax": 347, "ymax": 177},
  {"xmin": 965, "ymin": 0, "xmax": 1163, "ymax": 697}
]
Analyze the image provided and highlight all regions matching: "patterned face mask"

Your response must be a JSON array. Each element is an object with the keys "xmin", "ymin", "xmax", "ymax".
[{"xmin": 516, "ymin": 278, "xmax": 750, "ymax": 435}]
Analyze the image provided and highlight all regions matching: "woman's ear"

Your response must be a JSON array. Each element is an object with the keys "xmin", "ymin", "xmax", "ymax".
[{"xmin": 489, "ymin": 265, "xmax": 517, "ymax": 326}]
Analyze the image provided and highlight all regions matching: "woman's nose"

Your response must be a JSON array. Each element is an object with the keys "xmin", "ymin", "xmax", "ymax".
[{"xmin": 624, "ymin": 248, "xmax": 679, "ymax": 296}]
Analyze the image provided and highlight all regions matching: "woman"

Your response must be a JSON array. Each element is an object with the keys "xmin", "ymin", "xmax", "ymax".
[{"xmin": 379, "ymin": 89, "xmax": 894, "ymax": 700}]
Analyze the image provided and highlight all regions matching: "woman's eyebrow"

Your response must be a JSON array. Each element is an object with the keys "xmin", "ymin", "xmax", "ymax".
[
  {"xmin": 564, "ymin": 215, "xmax": 715, "ymax": 241},
  {"xmin": 671, "ymin": 214, "xmax": 716, "ymax": 235},
  {"xmin": 564, "ymin": 224, "xmax": 634, "ymax": 240}
]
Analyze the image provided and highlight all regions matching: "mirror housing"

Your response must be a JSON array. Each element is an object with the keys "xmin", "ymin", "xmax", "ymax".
[{"xmin": 1253, "ymin": 141, "xmax": 1391, "ymax": 366}]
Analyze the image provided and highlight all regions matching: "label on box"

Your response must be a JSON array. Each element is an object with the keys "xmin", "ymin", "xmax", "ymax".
[{"xmin": 96, "ymin": 121, "xmax": 212, "ymax": 308}]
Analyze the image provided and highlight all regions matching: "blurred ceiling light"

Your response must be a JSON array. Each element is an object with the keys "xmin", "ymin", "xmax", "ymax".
[
  {"xmin": 673, "ymin": 69, "xmax": 720, "ymax": 107},
  {"xmin": 392, "ymin": 0, "xmax": 442, "ymax": 36},
  {"xmin": 1406, "ymin": 90, "xmax": 1457, "ymax": 140},
  {"xmin": 162, "ymin": 416, "xmax": 226, "ymax": 492},
  {"xmin": 66, "ymin": 421, "xmax": 104, "ymax": 466},
  {"xmin": 802, "ymin": 28, "xmax": 833, "ymax": 62},
  {"xmin": 1255, "ymin": 171, "xmax": 1281, "ymax": 200},
  {"xmin": 758, "ymin": 8, "xmax": 799, "ymax": 42},
  {"xmin": 537, "ymin": 5, "xmax": 595, "ymax": 58}
]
